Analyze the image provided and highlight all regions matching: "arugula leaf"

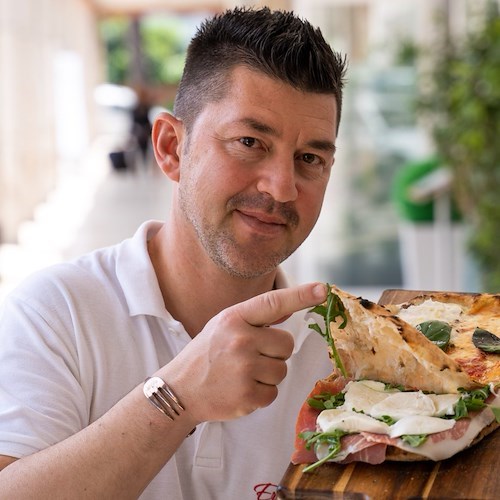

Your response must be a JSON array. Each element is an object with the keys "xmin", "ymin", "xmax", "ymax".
[
  {"xmin": 301, "ymin": 384, "xmax": 500, "ymax": 470},
  {"xmin": 384, "ymin": 382, "xmax": 405, "ymax": 392},
  {"xmin": 309, "ymin": 304, "xmax": 328, "ymax": 318},
  {"xmin": 307, "ymin": 391, "xmax": 345, "ymax": 411},
  {"xmin": 416, "ymin": 320, "xmax": 451, "ymax": 350},
  {"xmin": 299, "ymin": 429, "xmax": 348, "ymax": 472},
  {"xmin": 491, "ymin": 406, "xmax": 500, "ymax": 423},
  {"xmin": 378, "ymin": 415, "xmax": 397, "ymax": 425},
  {"xmin": 453, "ymin": 398, "xmax": 468, "ymax": 420},
  {"xmin": 454, "ymin": 386, "xmax": 492, "ymax": 419},
  {"xmin": 472, "ymin": 328, "xmax": 500, "ymax": 353},
  {"xmin": 401, "ymin": 434, "xmax": 428, "ymax": 447},
  {"xmin": 308, "ymin": 284, "xmax": 347, "ymax": 377}
]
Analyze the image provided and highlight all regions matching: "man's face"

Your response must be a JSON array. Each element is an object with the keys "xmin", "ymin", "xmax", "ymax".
[{"xmin": 177, "ymin": 66, "xmax": 338, "ymax": 279}]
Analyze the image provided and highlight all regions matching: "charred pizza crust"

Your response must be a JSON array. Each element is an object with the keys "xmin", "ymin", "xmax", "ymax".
[
  {"xmin": 294, "ymin": 286, "xmax": 500, "ymax": 465},
  {"xmin": 388, "ymin": 291, "xmax": 500, "ymax": 386},
  {"xmin": 328, "ymin": 285, "xmax": 478, "ymax": 393},
  {"xmin": 389, "ymin": 290, "xmax": 500, "ymax": 314}
]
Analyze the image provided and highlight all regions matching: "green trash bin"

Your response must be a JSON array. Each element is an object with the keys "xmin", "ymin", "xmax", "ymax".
[
  {"xmin": 392, "ymin": 157, "xmax": 466, "ymax": 290},
  {"xmin": 392, "ymin": 157, "xmax": 462, "ymax": 222}
]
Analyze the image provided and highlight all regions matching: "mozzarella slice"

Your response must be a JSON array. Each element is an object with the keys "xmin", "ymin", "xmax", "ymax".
[
  {"xmin": 369, "ymin": 391, "xmax": 436, "ymax": 420},
  {"xmin": 398, "ymin": 393, "xmax": 500, "ymax": 460},
  {"xmin": 389, "ymin": 415, "xmax": 456, "ymax": 438},
  {"xmin": 311, "ymin": 379, "xmax": 472, "ymax": 465},
  {"xmin": 355, "ymin": 380, "xmax": 388, "ymax": 392},
  {"xmin": 317, "ymin": 409, "xmax": 390, "ymax": 435},
  {"xmin": 342, "ymin": 380, "xmax": 391, "ymax": 413},
  {"xmin": 429, "ymin": 393, "xmax": 460, "ymax": 416}
]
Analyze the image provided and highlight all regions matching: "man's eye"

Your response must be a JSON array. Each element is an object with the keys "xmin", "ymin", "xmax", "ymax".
[
  {"xmin": 301, "ymin": 153, "xmax": 320, "ymax": 165},
  {"xmin": 297, "ymin": 153, "xmax": 330, "ymax": 180},
  {"xmin": 239, "ymin": 137, "xmax": 257, "ymax": 148}
]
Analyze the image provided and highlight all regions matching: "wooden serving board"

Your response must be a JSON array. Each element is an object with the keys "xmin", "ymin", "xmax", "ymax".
[{"xmin": 277, "ymin": 289, "xmax": 500, "ymax": 500}]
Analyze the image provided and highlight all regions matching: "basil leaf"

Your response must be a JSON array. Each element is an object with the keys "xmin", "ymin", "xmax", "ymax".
[
  {"xmin": 472, "ymin": 328, "xmax": 500, "ymax": 353},
  {"xmin": 416, "ymin": 320, "xmax": 451, "ymax": 350}
]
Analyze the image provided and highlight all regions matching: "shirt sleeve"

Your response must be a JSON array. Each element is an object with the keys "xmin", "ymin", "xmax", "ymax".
[{"xmin": 0, "ymin": 273, "xmax": 90, "ymax": 458}]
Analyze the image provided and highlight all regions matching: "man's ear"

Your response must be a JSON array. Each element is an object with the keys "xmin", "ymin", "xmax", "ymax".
[{"xmin": 152, "ymin": 112, "xmax": 184, "ymax": 181}]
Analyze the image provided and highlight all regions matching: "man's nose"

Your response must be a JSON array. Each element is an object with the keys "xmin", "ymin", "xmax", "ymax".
[{"xmin": 256, "ymin": 157, "xmax": 298, "ymax": 203}]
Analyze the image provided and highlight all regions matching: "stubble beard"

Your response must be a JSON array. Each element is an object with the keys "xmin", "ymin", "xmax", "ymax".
[{"xmin": 178, "ymin": 170, "xmax": 301, "ymax": 280}]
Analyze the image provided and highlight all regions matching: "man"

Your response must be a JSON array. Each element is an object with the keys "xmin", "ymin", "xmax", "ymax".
[{"xmin": 0, "ymin": 7, "xmax": 346, "ymax": 499}]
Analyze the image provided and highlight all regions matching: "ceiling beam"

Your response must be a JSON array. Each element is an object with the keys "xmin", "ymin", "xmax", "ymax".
[{"xmin": 86, "ymin": 0, "xmax": 225, "ymax": 17}]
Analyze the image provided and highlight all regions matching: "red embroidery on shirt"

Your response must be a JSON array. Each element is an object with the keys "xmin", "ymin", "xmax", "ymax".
[{"xmin": 253, "ymin": 483, "xmax": 277, "ymax": 499}]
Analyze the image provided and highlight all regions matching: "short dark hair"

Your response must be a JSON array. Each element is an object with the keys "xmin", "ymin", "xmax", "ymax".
[{"xmin": 174, "ymin": 7, "xmax": 347, "ymax": 134}]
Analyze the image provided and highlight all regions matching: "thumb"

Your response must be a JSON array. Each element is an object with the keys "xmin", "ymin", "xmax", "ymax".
[{"xmin": 235, "ymin": 282, "xmax": 327, "ymax": 327}]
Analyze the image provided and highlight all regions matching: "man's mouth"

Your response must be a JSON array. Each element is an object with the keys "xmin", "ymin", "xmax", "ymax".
[
  {"xmin": 237, "ymin": 209, "xmax": 288, "ymax": 226},
  {"xmin": 234, "ymin": 209, "xmax": 289, "ymax": 236},
  {"xmin": 227, "ymin": 194, "xmax": 299, "ymax": 230}
]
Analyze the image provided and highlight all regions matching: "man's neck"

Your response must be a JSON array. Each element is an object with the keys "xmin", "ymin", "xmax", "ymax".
[{"xmin": 147, "ymin": 223, "xmax": 277, "ymax": 337}]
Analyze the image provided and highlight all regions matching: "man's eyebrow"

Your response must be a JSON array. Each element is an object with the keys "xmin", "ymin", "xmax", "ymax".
[
  {"xmin": 306, "ymin": 139, "xmax": 337, "ymax": 154},
  {"xmin": 237, "ymin": 117, "xmax": 337, "ymax": 154},
  {"xmin": 238, "ymin": 117, "xmax": 277, "ymax": 136}
]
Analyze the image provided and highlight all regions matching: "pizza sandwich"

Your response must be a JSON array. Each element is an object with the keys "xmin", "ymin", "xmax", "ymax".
[{"xmin": 293, "ymin": 285, "xmax": 500, "ymax": 469}]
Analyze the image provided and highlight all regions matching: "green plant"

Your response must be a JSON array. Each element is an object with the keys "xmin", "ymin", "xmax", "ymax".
[
  {"xmin": 141, "ymin": 17, "xmax": 186, "ymax": 85},
  {"xmin": 99, "ymin": 15, "xmax": 187, "ymax": 86},
  {"xmin": 99, "ymin": 17, "xmax": 130, "ymax": 84},
  {"xmin": 419, "ymin": 1, "xmax": 500, "ymax": 292}
]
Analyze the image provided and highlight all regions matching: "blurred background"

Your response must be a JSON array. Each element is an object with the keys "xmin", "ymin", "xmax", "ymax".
[{"xmin": 1, "ymin": 0, "xmax": 499, "ymax": 302}]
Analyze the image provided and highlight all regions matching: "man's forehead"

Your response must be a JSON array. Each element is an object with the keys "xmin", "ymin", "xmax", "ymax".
[
  {"xmin": 231, "ymin": 66, "xmax": 336, "ymax": 115},
  {"xmin": 193, "ymin": 65, "xmax": 338, "ymax": 138}
]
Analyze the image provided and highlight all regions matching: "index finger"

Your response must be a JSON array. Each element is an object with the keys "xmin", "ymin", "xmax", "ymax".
[{"xmin": 235, "ymin": 282, "xmax": 327, "ymax": 327}]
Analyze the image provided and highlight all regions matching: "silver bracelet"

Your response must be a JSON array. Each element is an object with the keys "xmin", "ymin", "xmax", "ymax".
[{"xmin": 143, "ymin": 376, "xmax": 185, "ymax": 421}]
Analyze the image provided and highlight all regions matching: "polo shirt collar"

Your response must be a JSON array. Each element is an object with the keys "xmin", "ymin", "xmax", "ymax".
[
  {"xmin": 116, "ymin": 220, "xmax": 170, "ymax": 319},
  {"xmin": 115, "ymin": 221, "xmax": 317, "ymax": 351}
]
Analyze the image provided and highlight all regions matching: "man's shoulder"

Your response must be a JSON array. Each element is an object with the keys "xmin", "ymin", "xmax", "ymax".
[
  {"xmin": 6, "ymin": 245, "xmax": 122, "ymax": 307},
  {"xmin": 25, "ymin": 220, "xmax": 157, "ymax": 293}
]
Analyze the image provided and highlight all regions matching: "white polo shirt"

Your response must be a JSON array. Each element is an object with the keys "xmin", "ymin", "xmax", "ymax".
[{"xmin": 0, "ymin": 221, "xmax": 332, "ymax": 499}]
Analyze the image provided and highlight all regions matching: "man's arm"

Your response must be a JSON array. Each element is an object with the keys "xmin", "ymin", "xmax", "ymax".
[
  {"xmin": 0, "ymin": 381, "xmax": 196, "ymax": 498},
  {"xmin": 0, "ymin": 455, "xmax": 16, "ymax": 469},
  {"xmin": 0, "ymin": 283, "xmax": 326, "ymax": 497}
]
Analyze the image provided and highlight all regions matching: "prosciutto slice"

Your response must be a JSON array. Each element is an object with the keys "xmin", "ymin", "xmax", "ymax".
[
  {"xmin": 291, "ymin": 375, "xmax": 387, "ymax": 466},
  {"xmin": 292, "ymin": 376, "xmax": 499, "ymax": 465},
  {"xmin": 292, "ymin": 375, "xmax": 348, "ymax": 464}
]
